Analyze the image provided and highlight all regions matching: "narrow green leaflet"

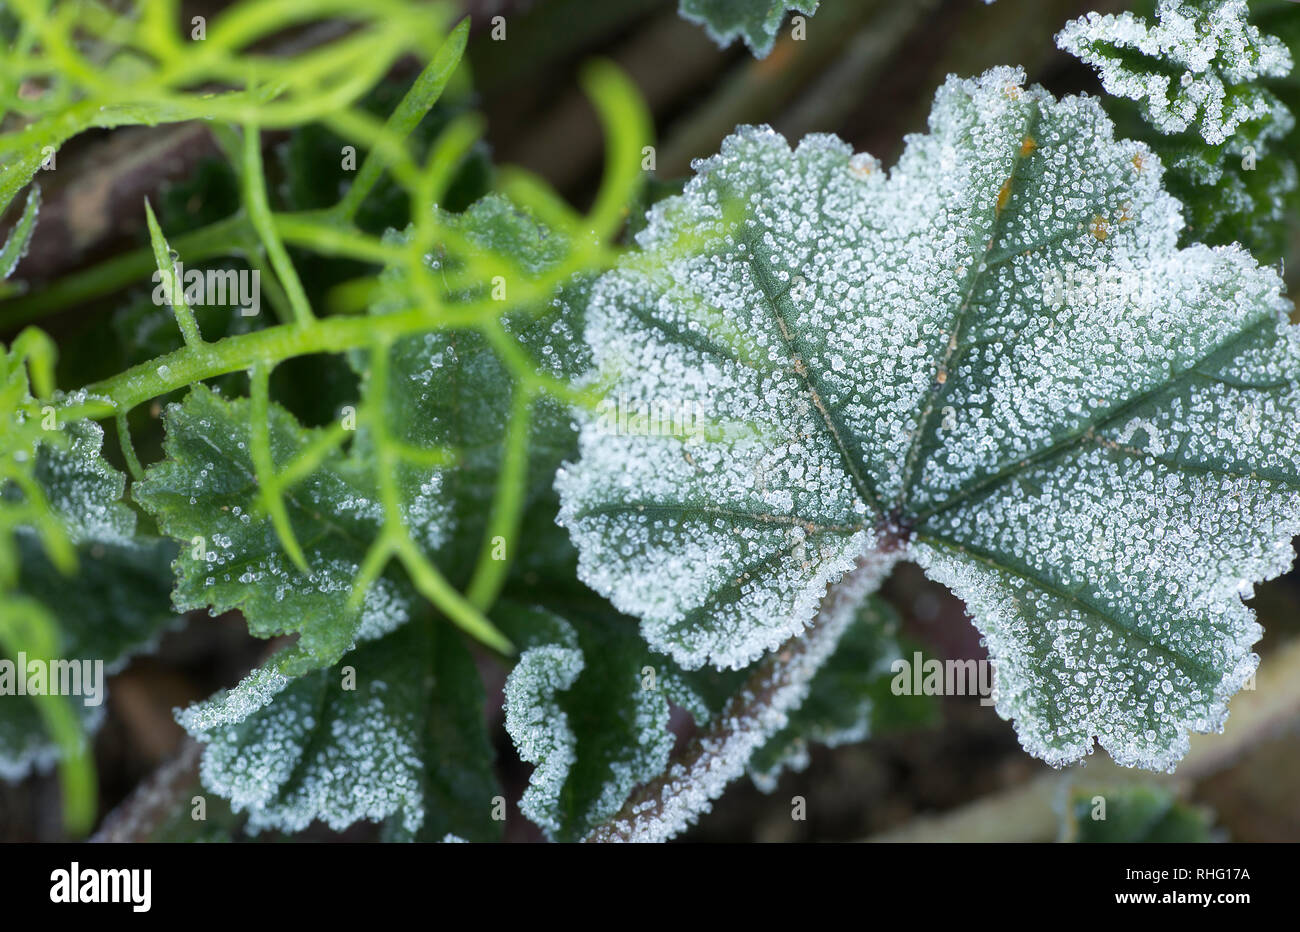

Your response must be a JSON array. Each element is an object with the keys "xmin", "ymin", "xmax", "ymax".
[
  {"xmin": 678, "ymin": 0, "xmax": 819, "ymax": 58},
  {"xmin": 176, "ymin": 618, "xmax": 499, "ymax": 840},
  {"xmin": 556, "ymin": 67, "xmax": 1300, "ymax": 772},
  {"xmin": 134, "ymin": 386, "xmax": 413, "ymax": 676},
  {"xmin": 1061, "ymin": 784, "xmax": 1217, "ymax": 842},
  {"xmin": 0, "ymin": 0, "xmax": 456, "ymax": 219},
  {"xmin": 0, "ymin": 186, "xmax": 39, "ymax": 282}
]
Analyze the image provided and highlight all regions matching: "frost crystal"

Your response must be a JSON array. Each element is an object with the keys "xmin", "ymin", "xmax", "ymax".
[
  {"xmin": 500, "ymin": 606, "xmax": 677, "ymax": 842},
  {"xmin": 557, "ymin": 67, "xmax": 1300, "ymax": 771},
  {"xmin": 177, "ymin": 620, "xmax": 497, "ymax": 839},
  {"xmin": 503, "ymin": 643, "xmax": 584, "ymax": 837},
  {"xmin": 678, "ymin": 0, "xmax": 820, "ymax": 59},
  {"xmin": 1056, "ymin": 0, "xmax": 1293, "ymax": 146}
]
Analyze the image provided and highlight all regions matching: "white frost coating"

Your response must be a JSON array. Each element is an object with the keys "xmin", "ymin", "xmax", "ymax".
[
  {"xmin": 588, "ymin": 550, "xmax": 898, "ymax": 842},
  {"xmin": 678, "ymin": 0, "xmax": 821, "ymax": 59},
  {"xmin": 501, "ymin": 613, "xmax": 678, "ymax": 840},
  {"xmin": 37, "ymin": 414, "xmax": 136, "ymax": 545},
  {"xmin": 559, "ymin": 65, "xmax": 1300, "ymax": 773},
  {"xmin": 914, "ymin": 312, "xmax": 1300, "ymax": 772},
  {"xmin": 502, "ymin": 644, "xmax": 583, "ymax": 836},
  {"xmin": 174, "ymin": 664, "xmax": 290, "ymax": 733},
  {"xmin": 179, "ymin": 652, "xmax": 427, "ymax": 835},
  {"xmin": 1057, "ymin": 0, "xmax": 1292, "ymax": 145}
]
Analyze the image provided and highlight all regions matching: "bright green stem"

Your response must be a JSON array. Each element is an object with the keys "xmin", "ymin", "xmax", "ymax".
[
  {"xmin": 465, "ymin": 385, "xmax": 532, "ymax": 609},
  {"xmin": 336, "ymin": 19, "xmax": 470, "ymax": 221},
  {"xmin": 240, "ymin": 123, "xmax": 315, "ymax": 326}
]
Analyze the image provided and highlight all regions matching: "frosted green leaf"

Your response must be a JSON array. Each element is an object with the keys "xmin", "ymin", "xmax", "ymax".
[
  {"xmin": 1, "ymin": 386, "xmax": 175, "ymax": 780},
  {"xmin": 1057, "ymin": 1, "xmax": 1297, "ymax": 254},
  {"xmin": 358, "ymin": 194, "xmax": 591, "ymax": 584},
  {"xmin": 35, "ymin": 416, "xmax": 137, "ymax": 546},
  {"xmin": 500, "ymin": 602, "xmax": 675, "ymax": 843},
  {"xmin": 1056, "ymin": 0, "xmax": 1293, "ymax": 146},
  {"xmin": 678, "ymin": 0, "xmax": 819, "ymax": 58},
  {"xmin": 134, "ymin": 386, "xmax": 414, "ymax": 676},
  {"xmin": 176, "ymin": 618, "xmax": 499, "ymax": 840},
  {"xmin": 158, "ymin": 194, "xmax": 593, "ymax": 837},
  {"xmin": 557, "ymin": 67, "xmax": 1300, "ymax": 771}
]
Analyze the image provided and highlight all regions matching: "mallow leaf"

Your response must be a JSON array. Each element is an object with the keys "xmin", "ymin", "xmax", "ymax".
[
  {"xmin": 134, "ymin": 386, "xmax": 414, "ymax": 676},
  {"xmin": 357, "ymin": 194, "xmax": 591, "ymax": 586},
  {"xmin": 678, "ymin": 0, "xmax": 819, "ymax": 58},
  {"xmin": 0, "ymin": 535, "xmax": 177, "ymax": 778},
  {"xmin": 556, "ymin": 66, "xmax": 1300, "ymax": 771},
  {"xmin": 1, "ymin": 414, "xmax": 177, "ymax": 779},
  {"xmin": 176, "ymin": 617, "xmax": 499, "ymax": 840},
  {"xmin": 163, "ymin": 194, "xmax": 591, "ymax": 836},
  {"xmin": 1057, "ymin": 0, "xmax": 1297, "ymax": 255},
  {"xmin": 499, "ymin": 601, "xmax": 677, "ymax": 843},
  {"xmin": 1056, "ymin": 0, "xmax": 1292, "ymax": 147}
]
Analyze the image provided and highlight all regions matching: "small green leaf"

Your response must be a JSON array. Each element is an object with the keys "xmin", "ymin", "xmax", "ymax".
[
  {"xmin": 1057, "ymin": 1, "xmax": 1292, "ymax": 147},
  {"xmin": 0, "ymin": 536, "xmax": 177, "ymax": 780},
  {"xmin": 177, "ymin": 617, "xmax": 500, "ymax": 840},
  {"xmin": 357, "ymin": 194, "xmax": 592, "ymax": 586},
  {"xmin": 678, "ymin": 0, "xmax": 820, "ymax": 58},
  {"xmin": 499, "ymin": 602, "xmax": 675, "ymax": 843},
  {"xmin": 1058, "ymin": 0, "xmax": 1297, "ymax": 255},
  {"xmin": 134, "ymin": 386, "xmax": 413, "ymax": 675},
  {"xmin": 1062, "ymin": 784, "xmax": 1218, "ymax": 842}
]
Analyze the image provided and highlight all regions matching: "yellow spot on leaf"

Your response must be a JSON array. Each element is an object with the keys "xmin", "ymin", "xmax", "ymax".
[
  {"xmin": 1090, "ymin": 215, "xmax": 1108, "ymax": 241},
  {"xmin": 996, "ymin": 177, "xmax": 1013, "ymax": 213},
  {"xmin": 1019, "ymin": 136, "xmax": 1038, "ymax": 157}
]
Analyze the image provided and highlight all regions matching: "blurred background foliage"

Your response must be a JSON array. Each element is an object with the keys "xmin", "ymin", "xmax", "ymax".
[{"xmin": 2, "ymin": 0, "xmax": 1298, "ymax": 842}]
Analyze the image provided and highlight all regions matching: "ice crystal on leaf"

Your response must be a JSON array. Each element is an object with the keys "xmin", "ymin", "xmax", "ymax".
[
  {"xmin": 556, "ymin": 67, "xmax": 1300, "ymax": 772},
  {"xmin": 500, "ymin": 602, "xmax": 676, "ymax": 843},
  {"xmin": 678, "ymin": 0, "xmax": 819, "ymax": 58},
  {"xmin": 134, "ymin": 386, "xmax": 414, "ymax": 677},
  {"xmin": 1, "ymin": 411, "xmax": 177, "ymax": 778},
  {"xmin": 1056, "ymin": 0, "xmax": 1292, "ymax": 146},
  {"xmin": 1057, "ymin": 1, "xmax": 1297, "ymax": 254},
  {"xmin": 160, "ymin": 194, "xmax": 591, "ymax": 837},
  {"xmin": 358, "ymin": 195, "xmax": 592, "ymax": 583},
  {"xmin": 746, "ymin": 595, "xmax": 920, "ymax": 791},
  {"xmin": 176, "ymin": 619, "xmax": 498, "ymax": 840}
]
